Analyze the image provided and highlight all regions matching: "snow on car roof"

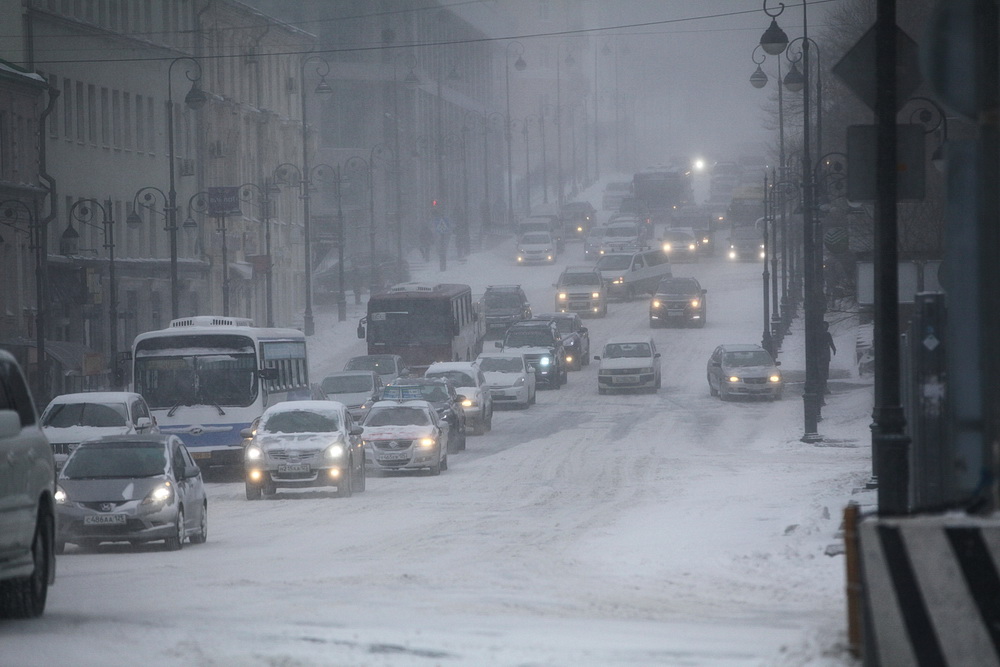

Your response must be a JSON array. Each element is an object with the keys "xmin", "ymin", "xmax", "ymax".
[
  {"xmin": 46, "ymin": 391, "xmax": 143, "ymax": 404},
  {"xmin": 262, "ymin": 400, "xmax": 346, "ymax": 416},
  {"xmin": 604, "ymin": 335, "xmax": 654, "ymax": 346},
  {"xmin": 426, "ymin": 361, "xmax": 479, "ymax": 370}
]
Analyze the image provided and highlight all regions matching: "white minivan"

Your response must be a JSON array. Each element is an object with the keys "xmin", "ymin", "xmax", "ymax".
[{"xmin": 595, "ymin": 247, "xmax": 673, "ymax": 300}]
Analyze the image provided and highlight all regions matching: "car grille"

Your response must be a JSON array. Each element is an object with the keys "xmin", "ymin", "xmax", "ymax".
[
  {"xmin": 268, "ymin": 449, "xmax": 321, "ymax": 461},
  {"xmin": 601, "ymin": 368, "xmax": 645, "ymax": 376},
  {"xmin": 742, "ymin": 377, "xmax": 768, "ymax": 385},
  {"xmin": 369, "ymin": 439, "xmax": 414, "ymax": 450},
  {"xmin": 79, "ymin": 501, "xmax": 129, "ymax": 511}
]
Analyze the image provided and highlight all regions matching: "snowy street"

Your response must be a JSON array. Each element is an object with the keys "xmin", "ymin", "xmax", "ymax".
[{"xmin": 3, "ymin": 189, "xmax": 873, "ymax": 666}]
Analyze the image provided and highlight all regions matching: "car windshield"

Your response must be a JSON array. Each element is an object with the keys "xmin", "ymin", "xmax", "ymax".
[
  {"xmin": 596, "ymin": 255, "xmax": 633, "ymax": 271},
  {"xmin": 425, "ymin": 370, "xmax": 476, "ymax": 387},
  {"xmin": 261, "ymin": 410, "xmax": 340, "ymax": 434},
  {"xmin": 606, "ymin": 226, "xmax": 638, "ymax": 238},
  {"xmin": 484, "ymin": 293, "xmax": 524, "ymax": 308},
  {"xmin": 61, "ymin": 442, "xmax": 166, "ymax": 479},
  {"xmin": 603, "ymin": 342, "xmax": 651, "ymax": 358},
  {"xmin": 43, "ymin": 402, "xmax": 128, "ymax": 428},
  {"xmin": 723, "ymin": 350, "xmax": 774, "ymax": 367},
  {"xmin": 504, "ymin": 329, "xmax": 552, "ymax": 348},
  {"xmin": 385, "ymin": 384, "xmax": 450, "ymax": 402},
  {"xmin": 478, "ymin": 357, "xmax": 524, "ymax": 373},
  {"xmin": 321, "ymin": 375, "xmax": 374, "ymax": 394},
  {"xmin": 345, "ymin": 356, "xmax": 396, "ymax": 374},
  {"xmin": 658, "ymin": 279, "xmax": 699, "ymax": 295},
  {"xmin": 364, "ymin": 406, "xmax": 430, "ymax": 427},
  {"xmin": 560, "ymin": 272, "xmax": 600, "ymax": 286},
  {"xmin": 521, "ymin": 233, "xmax": 551, "ymax": 244}
]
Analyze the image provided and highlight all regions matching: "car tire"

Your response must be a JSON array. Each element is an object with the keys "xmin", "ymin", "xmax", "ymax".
[
  {"xmin": 708, "ymin": 375, "xmax": 718, "ymax": 397},
  {"xmin": 337, "ymin": 463, "xmax": 354, "ymax": 498},
  {"xmin": 429, "ymin": 458, "xmax": 442, "ymax": 476},
  {"xmin": 190, "ymin": 502, "xmax": 208, "ymax": 544},
  {"xmin": 529, "ymin": 389, "xmax": 536, "ymax": 405},
  {"xmin": 485, "ymin": 409, "xmax": 493, "ymax": 431},
  {"xmin": 582, "ymin": 351, "xmax": 590, "ymax": 366},
  {"xmin": 440, "ymin": 454, "xmax": 448, "ymax": 472},
  {"xmin": 55, "ymin": 540, "xmax": 66, "ymax": 556},
  {"xmin": 164, "ymin": 508, "xmax": 185, "ymax": 551},
  {"xmin": 354, "ymin": 458, "xmax": 367, "ymax": 492},
  {"xmin": 655, "ymin": 372, "xmax": 661, "ymax": 389},
  {"xmin": 458, "ymin": 426, "xmax": 467, "ymax": 450},
  {"xmin": 0, "ymin": 510, "xmax": 53, "ymax": 618}
]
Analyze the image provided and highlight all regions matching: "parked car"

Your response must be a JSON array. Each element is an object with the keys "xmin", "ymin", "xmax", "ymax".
[
  {"xmin": 650, "ymin": 277, "xmax": 707, "ymax": 328},
  {"xmin": 706, "ymin": 344, "xmax": 783, "ymax": 401},
  {"xmin": 595, "ymin": 336, "xmax": 662, "ymax": 394},
  {"xmin": 380, "ymin": 378, "xmax": 467, "ymax": 452},
  {"xmin": 595, "ymin": 247, "xmax": 673, "ymax": 301},
  {"xmin": 242, "ymin": 400, "xmax": 366, "ymax": 499},
  {"xmin": 516, "ymin": 231, "xmax": 558, "ymax": 265},
  {"xmin": 55, "ymin": 434, "xmax": 207, "ymax": 551},
  {"xmin": 40, "ymin": 391, "xmax": 158, "ymax": 468},
  {"xmin": 560, "ymin": 201, "xmax": 597, "ymax": 238},
  {"xmin": 481, "ymin": 284, "xmax": 533, "ymax": 337},
  {"xmin": 343, "ymin": 354, "xmax": 409, "ymax": 384},
  {"xmin": 495, "ymin": 319, "xmax": 567, "ymax": 389},
  {"xmin": 602, "ymin": 180, "xmax": 631, "ymax": 210},
  {"xmin": 476, "ymin": 352, "xmax": 537, "ymax": 409},
  {"xmin": 361, "ymin": 399, "xmax": 449, "ymax": 475},
  {"xmin": 0, "ymin": 349, "xmax": 56, "ymax": 617},
  {"xmin": 534, "ymin": 313, "xmax": 590, "ymax": 371},
  {"xmin": 424, "ymin": 361, "xmax": 494, "ymax": 435},
  {"xmin": 320, "ymin": 371, "xmax": 383, "ymax": 421},
  {"xmin": 659, "ymin": 227, "xmax": 700, "ymax": 262}
]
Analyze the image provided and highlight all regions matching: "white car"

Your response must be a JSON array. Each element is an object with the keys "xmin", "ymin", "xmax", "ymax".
[
  {"xmin": 516, "ymin": 231, "xmax": 557, "ymax": 264},
  {"xmin": 476, "ymin": 352, "xmax": 537, "ymax": 409},
  {"xmin": 594, "ymin": 336, "xmax": 662, "ymax": 394},
  {"xmin": 361, "ymin": 400, "xmax": 448, "ymax": 475},
  {"xmin": 424, "ymin": 361, "xmax": 494, "ymax": 435},
  {"xmin": 40, "ymin": 391, "xmax": 158, "ymax": 469}
]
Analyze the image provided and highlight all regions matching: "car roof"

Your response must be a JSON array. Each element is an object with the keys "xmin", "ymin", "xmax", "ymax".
[
  {"xmin": 324, "ymin": 370, "xmax": 378, "ymax": 378},
  {"xmin": 388, "ymin": 377, "xmax": 450, "ymax": 386},
  {"xmin": 477, "ymin": 352, "xmax": 526, "ymax": 360},
  {"xmin": 563, "ymin": 265, "xmax": 600, "ymax": 273},
  {"xmin": 533, "ymin": 312, "xmax": 576, "ymax": 321},
  {"xmin": 262, "ymin": 400, "xmax": 347, "ymax": 416},
  {"xmin": 718, "ymin": 343, "xmax": 767, "ymax": 353},
  {"xmin": 511, "ymin": 319, "xmax": 554, "ymax": 327},
  {"xmin": 485, "ymin": 284, "xmax": 523, "ymax": 292},
  {"xmin": 46, "ymin": 391, "xmax": 145, "ymax": 404},
  {"xmin": 369, "ymin": 399, "xmax": 434, "ymax": 409},
  {"xmin": 604, "ymin": 335, "xmax": 654, "ymax": 345},
  {"xmin": 426, "ymin": 361, "xmax": 479, "ymax": 371},
  {"xmin": 76, "ymin": 434, "xmax": 178, "ymax": 446},
  {"xmin": 347, "ymin": 354, "xmax": 400, "ymax": 361}
]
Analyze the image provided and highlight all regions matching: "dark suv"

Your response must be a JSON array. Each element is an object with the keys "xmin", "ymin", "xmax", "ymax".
[
  {"xmin": 481, "ymin": 285, "xmax": 532, "ymax": 338},
  {"xmin": 495, "ymin": 319, "xmax": 567, "ymax": 389},
  {"xmin": 649, "ymin": 276, "xmax": 707, "ymax": 328},
  {"xmin": 0, "ymin": 350, "xmax": 56, "ymax": 618},
  {"xmin": 534, "ymin": 313, "xmax": 590, "ymax": 371}
]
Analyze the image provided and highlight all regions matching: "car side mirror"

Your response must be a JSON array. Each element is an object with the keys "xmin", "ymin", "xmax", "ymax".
[
  {"xmin": 654, "ymin": 352, "xmax": 661, "ymax": 358},
  {"xmin": 186, "ymin": 465, "xmax": 202, "ymax": 479},
  {"xmin": 357, "ymin": 323, "xmax": 366, "ymax": 339},
  {"xmin": 579, "ymin": 327, "xmax": 588, "ymax": 334},
  {"xmin": 350, "ymin": 425, "xmax": 364, "ymax": 436},
  {"xmin": 593, "ymin": 355, "xmax": 601, "ymax": 361},
  {"xmin": 240, "ymin": 427, "xmax": 254, "ymax": 439},
  {"xmin": 710, "ymin": 361, "xmax": 721, "ymax": 367},
  {"xmin": 135, "ymin": 416, "xmax": 153, "ymax": 430},
  {"xmin": 775, "ymin": 361, "xmax": 781, "ymax": 367},
  {"xmin": 702, "ymin": 289, "xmax": 708, "ymax": 294}
]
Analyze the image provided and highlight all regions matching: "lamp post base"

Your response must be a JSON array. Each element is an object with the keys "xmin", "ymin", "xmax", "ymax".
[
  {"xmin": 304, "ymin": 312, "xmax": 315, "ymax": 336},
  {"xmin": 337, "ymin": 295, "xmax": 347, "ymax": 323}
]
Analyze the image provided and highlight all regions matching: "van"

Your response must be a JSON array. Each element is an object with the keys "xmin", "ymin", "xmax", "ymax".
[
  {"xmin": 594, "ymin": 247, "xmax": 673, "ymax": 301},
  {"xmin": 517, "ymin": 216, "xmax": 564, "ymax": 252}
]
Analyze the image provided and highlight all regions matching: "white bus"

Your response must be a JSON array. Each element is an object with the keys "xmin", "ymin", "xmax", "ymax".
[{"xmin": 131, "ymin": 316, "xmax": 309, "ymax": 469}]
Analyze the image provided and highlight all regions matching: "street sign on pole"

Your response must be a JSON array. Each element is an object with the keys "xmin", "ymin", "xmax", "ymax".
[
  {"xmin": 832, "ymin": 23, "xmax": 922, "ymax": 113},
  {"xmin": 208, "ymin": 187, "xmax": 241, "ymax": 218}
]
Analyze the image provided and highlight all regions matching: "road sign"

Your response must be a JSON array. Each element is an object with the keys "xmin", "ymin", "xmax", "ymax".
[
  {"xmin": 832, "ymin": 23, "xmax": 922, "ymax": 112},
  {"xmin": 208, "ymin": 187, "xmax": 241, "ymax": 217}
]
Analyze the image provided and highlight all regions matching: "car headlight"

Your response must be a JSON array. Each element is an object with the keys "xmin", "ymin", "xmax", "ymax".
[
  {"xmin": 703, "ymin": 237, "xmax": 710, "ymax": 244},
  {"xmin": 690, "ymin": 299, "xmax": 700, "ymax": 308},
  {"xmin": 769, "ymin": 374, "xmax": 782, "ymax": 383},
  {"xmin": 246, "ymin": 446, "xmax": 263, "ymax": 460},
  {"xmin": 728, "ymin": 376, "xmax": 741, "ymax": 383},
  {"xmin": 418, "ymin": 437, "xmax": 436, "ymax": 449},
  {"xmin": 54, "ymin": 485, "xmax": 68, "ymax": 505},
  {"xmin": 663, "ymin": 243, "xmax": 672, "ymax": 252},
  {"xmin": 558, "ymin": 292, "xmax": 568, "ymax": 300},
  {"xmin": 688, "ymin": 243, "xmax": 696, "ymax": 251},
  {"xmin": 538, "ymin": 356, "xmax": 551, "ymax": 367},
  {"xmin": 592, "ymin": 292, "xmax": 601, "ymax": 299},
  {"xmin": 141, "ymin": 482, "xmax": 174, "ymax": 506},
  {"xmin": 613, "ymin": 277, "xmax": 623, "ymax": 284},
  {"xmin": 577, "ymin": 225, "xmax": 583, "ymax": 232},
  {"xmin": 729, "ymin": 250, "xmax": 737, "ymax": 259},
  {"xmin": 462, "ymin": 398, "xmax": 475, "ymax": 408},
  {"xmin": 325, "ymin": 443, "xmax": 346, "ymax": 459},
  {"xmin": 652, "ymin": 300, "xmax": 662, "ymax": 309},
  {"xmin": 514, "ymin": 376, "xmax": 526, "ymax": 386}
]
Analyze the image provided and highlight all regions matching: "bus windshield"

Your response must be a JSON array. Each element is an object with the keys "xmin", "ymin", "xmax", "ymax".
[
  {"xmin": 367, "ymin": 300, "xmax": 453, "ymax": 345},
  {"xmin": 134, "ymin": 335, "xmax": 259, "ymax": 409}
]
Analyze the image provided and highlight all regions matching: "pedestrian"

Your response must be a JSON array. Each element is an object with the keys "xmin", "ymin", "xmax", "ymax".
[{"xmin": 819, "ymin": 321, "xmax": 837, "ymax": 396}]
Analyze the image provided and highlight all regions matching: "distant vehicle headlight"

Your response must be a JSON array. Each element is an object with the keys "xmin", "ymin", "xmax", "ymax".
[
  {"xmin": 325, "ymin": 443, "xmax": 346, "ymax": 459},
  {"xmin": 690, "ymin": 299, "xmax": 700, "ymax": 308},
  {"xmin": 418, "ymin": 437, "xmax": 436, "ymax": 449},
  {"xmin": 728, "ymin": 376, "xmax": 741, "ymax": 383},
  {"xmin": 652, "ymin": 300, "xmax": 662, "ymax": 308},
  {"xmin": 769, "ymin": 374, "xmax": 782, "ymax": 383},
  {"xmin": 703, "ymin": 237, "xmax": 710, "ymax": 244},
  {"xmin": 613, "ymin": 277, "xmax": 623, "ymax": 284},
  {"xmin": 558, "ymin": 292, "xmax": 568, "ymax": 300},
  {"xmin": 54, "ymin": 485, "xmax": 68, "ymax": 505},
  {"xmin": 538, "ymin": 356, "xmax": 551, "ymax": 367},
  {"xmin": 592, "ymin": 292, "xmax": 601, "ymax": 299},
  {"xmin": 688, "ymin": 243, "xmax": 697, "ymax": 251},
  {"xmin": 246, "ymin": 446, "xmax": 263, "ymax": 460},
  {"xmin": 462, "ymin": 398, "xmax": 475, "ymax": 408},
  {"xmin": 663, "ymin": 243, "xmax": 672, "ymax": 252},
  {"xmin": 142, "ymin": 482, "xmax": 174, "ymax": 506},
  {"xmin": 728, "ymin": 250, "xmax": 737, "ymax": 260}
]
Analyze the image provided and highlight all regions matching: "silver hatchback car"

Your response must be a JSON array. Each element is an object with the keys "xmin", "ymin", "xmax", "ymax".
[
  {"xmin": 55, "ymin": 434, "xmax": 208, "ymax": 552},
  {"xmin": 706, "ymin": 344, "xmax": 783, "ymax": 401}
]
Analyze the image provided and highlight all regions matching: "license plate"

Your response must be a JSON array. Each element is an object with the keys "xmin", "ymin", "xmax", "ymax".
[
  {"xmin": 84, "ymin": 514, "xmax": 126, "ymax": 526},
  {"xmin": 278, "ymin": 463, "xmax": 310, "ymax": 473},
  {"xmin": 191, "ymin": 451, "xmax": 211, "ymax": 460},
  {"xmin": 376, "ymin": 452, "xmax": 410, "ymax": 461},
  {"xmin": 613, "ymin": 376, "xmax": 639, "ymax": 384}
]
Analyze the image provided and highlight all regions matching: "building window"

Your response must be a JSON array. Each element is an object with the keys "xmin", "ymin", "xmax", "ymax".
[
  {"xmin": 63, "ymin": 78, "xmax": 72, "ymax": 138},
  {"xmin": 112, "ymin": 89, "xmax": 121, "ymax": 148},
  {"xmin": 150, "ymin": 291, "xmax": 162, "ymax": 330},
  {"xmin": 87, "ymin": 84, "xmax": 97, "ymax": 144},
  {"xmin": 75, "ymin": 81, "xmax": 84, "ymax": 142},
  {"xmin": 135, "ymin": 95, "xmax": 144, "ymax": 151},
  {"xmin": 147, "ymin": 96, "xmax": 155, "ymax": 154},
  {"xmin": 123, "ymin": 92, "xmax": 131, "ymax": 149},
  {"xmin": 100, "ymin": 87, "xmax": 110, "ymax": 146}
]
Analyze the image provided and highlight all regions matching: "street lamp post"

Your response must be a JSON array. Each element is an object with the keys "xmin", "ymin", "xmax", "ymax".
[
  {"xmin": 238, "ymin": 181, "xmax": 278, "ymax": 327},
  {"xmin": 554, "ymin": 45, "xmax": 574, "ymax": 210},
  {"xmin": 761, "ymin": 175, "xmax": 774, "ymax": 359},
  {"xmin": 392, "ymin": 57, "xmax": 419, "ymax": 266},
  {"xmin": 1, "ymin": 199, "xmax": 46, "ymax": 395},
  {"xmin": 165, "ymin": 57, "xmax": 207, "ymax": 320},
  {"xmin": 761, "ymin": 0, "xmax": 822, "ymax": 441},
  {"xmin": 505, "ymin": 42, "xmax": 527, "ymax": 227},
  {"xmin": 62, "ymin": 198, "xmax": 119, "ymax": 386},
  {"xmin": 298, "ymin": 55, "xmax": 335, "ymax": 331},
  {"xmin": 522, "ymin": 115, "xmax": 534, "ymax": 216},
  {"xmin": 539, "ymin": 102, "xmax": 552, "ymax": 204}
]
